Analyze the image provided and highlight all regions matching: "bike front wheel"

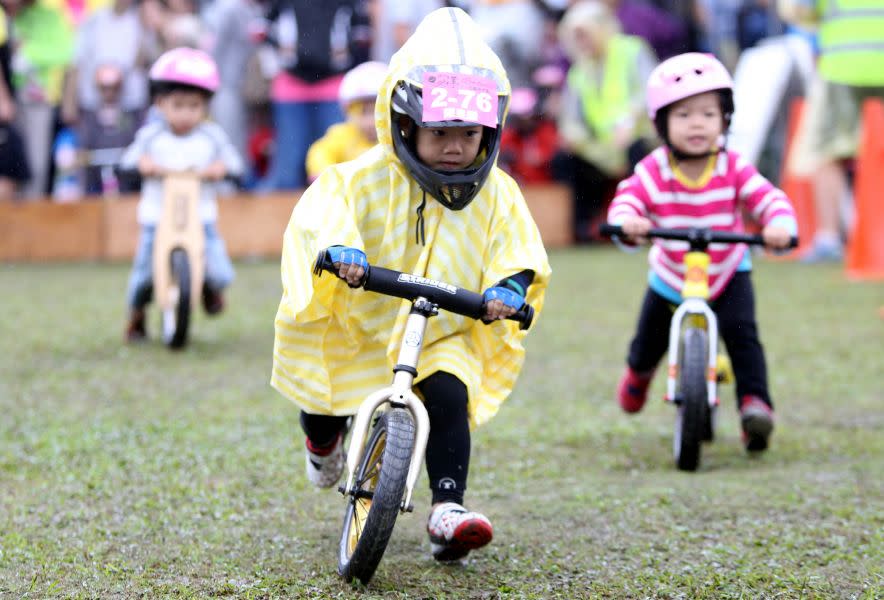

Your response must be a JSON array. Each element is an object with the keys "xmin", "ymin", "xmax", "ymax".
[
  {"xmin": 338, "ymin": 407, "xmax": 415, "ymax": 584},
  {"xmin": 674, "ymin": 326, "xmax": 710, "ymax": 472},
  {"xmin": 163, "ymin": 248, "xmax": 191, "ymax": 349}
]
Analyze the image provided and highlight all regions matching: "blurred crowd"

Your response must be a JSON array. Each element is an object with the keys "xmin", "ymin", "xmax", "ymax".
[{"xmin": 0, "ymin": 0, "xmax": 871, "ymax": 249}]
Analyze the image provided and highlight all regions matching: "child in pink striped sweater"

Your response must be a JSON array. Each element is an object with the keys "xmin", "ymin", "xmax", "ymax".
[{"xmin": 607, "ymin": 53, "xmax": 797, "ymax": 453}]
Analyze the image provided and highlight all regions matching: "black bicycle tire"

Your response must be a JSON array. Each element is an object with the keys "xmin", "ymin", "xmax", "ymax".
[
  {"xmin": 166, "ymin": 248, "xmax": 191, "ymax": 349},
  {"xmin": 674, "ymin": 327, "xmax": 709, "ymax": 471},
  {"xmin": 338, "ymin": 407, "xmax": 415, "ymax": 584}
]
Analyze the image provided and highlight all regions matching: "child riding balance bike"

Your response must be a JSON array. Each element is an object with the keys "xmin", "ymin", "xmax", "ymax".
[
  {"xmin": 121, "ymin": 47, "xmax": 244, "ymax": 345},
  {"xmin": 270, "ymin": 6, "xmax": 551, "ymax": 581},
  {"xmin": 605, "ymin": 52, "xmax": 797, "ymax": 462}
]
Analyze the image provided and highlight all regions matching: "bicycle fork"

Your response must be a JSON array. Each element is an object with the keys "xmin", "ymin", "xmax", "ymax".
[
  {"xmin": 340, "ymin": 298, "xmax": 435, "ymax": 513},
  {"xmin": 665, "ymin": 298, "xmax": 719, "ymax": 408}
]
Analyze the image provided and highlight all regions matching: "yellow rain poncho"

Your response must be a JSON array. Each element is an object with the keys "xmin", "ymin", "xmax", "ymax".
[{"xmin": 271, "ymin": 7, "xmax": 551, "ymax": 428}]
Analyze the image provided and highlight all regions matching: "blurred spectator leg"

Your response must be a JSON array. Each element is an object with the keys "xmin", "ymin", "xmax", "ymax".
[
  {"xmin": 0, "ymin": 121, "xmax": 31, "ymax": 200},
  {"xmin": 15, "ymin": 100, "xmax": 54, "ymax": 199},
  {"xmin": 259, "ymin": 100, "xmax": 303, "ymax": 190},
  {"xmin": 211, "ymin": 87, "xmax": 249, "ymax": 168},
  {"xmin": 259, "ymin": 98, "xmax": 342, "ymax": 192},
  {"xmin": 310, "ymin": 98, "xmax": 343, "ymax": 153},
  {"xmin": 552, "ymin": 151, "xmax": 611, "ymax": 244},
  {"xmin": 794, "ymin": 78, "xmax": 862, "ymax": 262},
  {"xmin": 810, "ymin": 160, "xmax": 848, "ymax": 259}
]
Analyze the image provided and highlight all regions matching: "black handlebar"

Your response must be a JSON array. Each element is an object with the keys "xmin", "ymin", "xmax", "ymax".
[
  {"xmin": 112, "ymin": 167, "xmax": 243, "ymax": 187},
  {"xmin": 598, "ymin": 223, "xmax": 799, "ymax": 250},
  {"xmin": 313, "ymin": 250, "xmax": 534, "ymax": 330}
]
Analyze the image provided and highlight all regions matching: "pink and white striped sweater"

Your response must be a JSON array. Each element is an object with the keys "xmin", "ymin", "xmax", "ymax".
[{"xmin": 607, "ymin": 147, "xmax": 796, "ymax": 299}]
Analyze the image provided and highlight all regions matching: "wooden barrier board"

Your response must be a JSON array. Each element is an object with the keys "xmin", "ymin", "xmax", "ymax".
[
  {"xmin": 524, "ymin": 183, "xmax": 572, "ymax": 248},
  {"xmin": 217, "ymin": 193, "xmax": 299, "ymax": 258},
  {"xmin": 0, "ymin": 184, "xmax": 572, "ymax": 262},
  {"xmin": 0, "ymin": 201, "xmax": 104, "ymax": 261},
  {"xmin": 102, "ymin": 197, "xmax": 141, "ymax": 261}
]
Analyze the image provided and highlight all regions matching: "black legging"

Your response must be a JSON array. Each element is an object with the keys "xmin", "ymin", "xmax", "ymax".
[
  {"xmin": 416, "ymin": 371, "xmax": 470, "ymax": 505},
  {"xmin": 300, "ymin": 370, "xmax": 471, "ymax": 505},
  {"xmin": 626, "ymin": 272, "xmax": 772, "ymax": 410}
]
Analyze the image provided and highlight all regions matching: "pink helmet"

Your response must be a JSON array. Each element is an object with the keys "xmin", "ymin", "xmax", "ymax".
[
  {"xmin": 149, "ymin": 47, "xmax": 220, "ymax": 94},
  {"xmin": 509, "ymin": 87, "xmax": 538, "ymax": 117},
  {"xmin": 646, "ymin": 52, "xmax": 733, "ymax": 120},
  {"xmin": 338, "ymin": 61, "xmax": 388, "ymax": 107}
]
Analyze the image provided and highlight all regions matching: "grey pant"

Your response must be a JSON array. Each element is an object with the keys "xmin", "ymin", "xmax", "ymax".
[
  {"xmin": 211, "ymin": 88, "xmax": 249, "ymax": 163},
  {"xmin": 14, "ymin": 100, "xmax": 54, "ymax": 200}
]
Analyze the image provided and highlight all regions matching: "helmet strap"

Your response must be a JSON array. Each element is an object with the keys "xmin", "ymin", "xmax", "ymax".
[
  {"xmin": 397, "ymin": 115, "xmax": 418, "ymax": 152},
  {"xmin": 667, "ymin": 144, "xmax": 723, "ymax": 162},
  {"xmin": 415, "ymin": 190, "xmax": 427, "ymax": 246}
]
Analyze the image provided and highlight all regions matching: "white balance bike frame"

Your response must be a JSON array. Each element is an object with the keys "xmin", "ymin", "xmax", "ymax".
[{"xmin": 339, "ymin": 297, "xmax": 435, "ymax": 513}]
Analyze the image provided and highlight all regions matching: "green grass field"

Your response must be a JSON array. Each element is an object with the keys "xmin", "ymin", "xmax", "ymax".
[{"xmin": 1, "ymin": 248, "xmax": 881, "ymax": 599}]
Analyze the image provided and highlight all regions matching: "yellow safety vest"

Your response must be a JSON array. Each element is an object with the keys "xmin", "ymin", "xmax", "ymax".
[
  {"xmin": 818, "ymin": 0, "xmax": 884, "ymax": 86},
  {"xmin": 567, "ymin": 34, "xmax": 644, "ymax": 142}
]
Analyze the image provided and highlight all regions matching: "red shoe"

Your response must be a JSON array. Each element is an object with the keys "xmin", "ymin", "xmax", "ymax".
[
  {"xmin": 125, "ymin": 308, "xmax": 147, "ymax": 343},
  {"xmin": 740, "ymin": 395, "xmax": 774, "ymax": 452},
  {"xmin": 202, "ymin": 285, "xmax": 225, "ymax": 315},
  {"xmin": 616, "ymin": 367, "xmax": 655, "ymax": 413},
  {"xmin": 427, "ymin": 502, "xmax": 493, "ymax": 562}
]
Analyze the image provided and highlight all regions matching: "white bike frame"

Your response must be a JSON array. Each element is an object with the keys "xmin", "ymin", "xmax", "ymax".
[
  {"xmin": 665, "ymin": 298, "xmax": 719, "ymax": 409},
  {"xmin": 340, "ymin": 298, "xmax": 433, "ymax": 513}
]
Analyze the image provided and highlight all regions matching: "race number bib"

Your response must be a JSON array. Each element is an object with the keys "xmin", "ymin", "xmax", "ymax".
[{"xmin": 421, "ymin": 72, "xmax": 499, "ymax": 128}]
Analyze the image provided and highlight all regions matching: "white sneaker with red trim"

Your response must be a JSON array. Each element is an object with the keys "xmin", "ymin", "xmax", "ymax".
[
  {"xmin": 304, "ymin": 434, "xmax": 345, "ymax": 489},
  {"xmin": 427, "ymin": 502, "xmax": 493, "ymax": 561}
]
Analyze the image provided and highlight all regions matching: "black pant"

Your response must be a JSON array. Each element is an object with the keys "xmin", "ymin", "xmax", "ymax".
[
  {"xmin": 552, "ymin": 139, "xmax": 654, "ymax": 243},
  {"xmin": 551, "ymin": 151, "xmax": 612, "ymax": 243},
  {"xmin": 626, "ymin": 272, "xmax": 772, "ymax": 410},
  {"xmin": 300, "ymin": 370, "xmax": 470, "ymax": 505}
]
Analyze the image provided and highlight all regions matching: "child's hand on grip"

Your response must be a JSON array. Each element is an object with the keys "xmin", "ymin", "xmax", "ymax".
[
  {"xmin": 761, "ymin": 224, "xmax": 792, "ymax": 250},
  {"xmin": 482, "ymin": 286, "xmax": 524, "ymax": 322},
  {"xmin": 326, "ymin": 246, "xmax": 368, "ymax": 288},
  {"xmin": 200, "ymin": 160, "xmax": 227, "ymax": 181},
  {"xmin": 620, "ymin": 215, "xmax": 652, "ymax": 243}
]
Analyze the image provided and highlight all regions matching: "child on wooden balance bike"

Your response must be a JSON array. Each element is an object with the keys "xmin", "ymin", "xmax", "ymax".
[
  {"xmin": 121, "ymin": 47, "xmax": 244, "ymax": 343},
  {"xmin": 271, "ymin": 7, "xmax": 550, "ymax": 564},
  {"xmin": 606, "ymin": 53, "xmax": 797, "ymax": 455}
]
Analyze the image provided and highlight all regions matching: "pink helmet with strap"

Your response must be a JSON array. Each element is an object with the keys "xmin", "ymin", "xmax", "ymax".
[
  {"xmin": 646, "ymin": 52, "xmax": 733, "ymax": 120},
  {"xmin": 149, "ymin": 47, "xmax": 220, "ymax": 94}
]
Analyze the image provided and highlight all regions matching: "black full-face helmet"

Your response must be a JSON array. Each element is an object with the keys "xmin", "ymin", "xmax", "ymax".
[{"xmin": 390, "ymin": 64, "xmax": 509, "ymax": 211}]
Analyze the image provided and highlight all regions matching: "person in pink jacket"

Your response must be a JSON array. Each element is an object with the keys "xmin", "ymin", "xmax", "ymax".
[{"xmin": 607, "ymin": 53, "xmax": 797, "ymax": 454}]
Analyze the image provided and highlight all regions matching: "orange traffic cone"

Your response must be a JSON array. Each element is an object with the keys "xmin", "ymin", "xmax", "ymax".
[
  {"xmin": 777, "ymin": 98, "xmax": 816, "ymax": 260},
  {"xmin": 846, "ymin": 98, "xmax": 884, "ymax": 280}
]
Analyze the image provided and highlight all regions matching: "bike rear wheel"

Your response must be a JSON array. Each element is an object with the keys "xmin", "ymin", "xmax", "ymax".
[
  {"xmin": 338, "ymin": 407, "xmax": 415, "ymax": 584},
  {"xmin": 674, "ymin": 326, "xmax": 709, "ymax": 471},
  {"xmin": 163, "ymin": 248, "xmax": 191, "ymax": 349}
]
